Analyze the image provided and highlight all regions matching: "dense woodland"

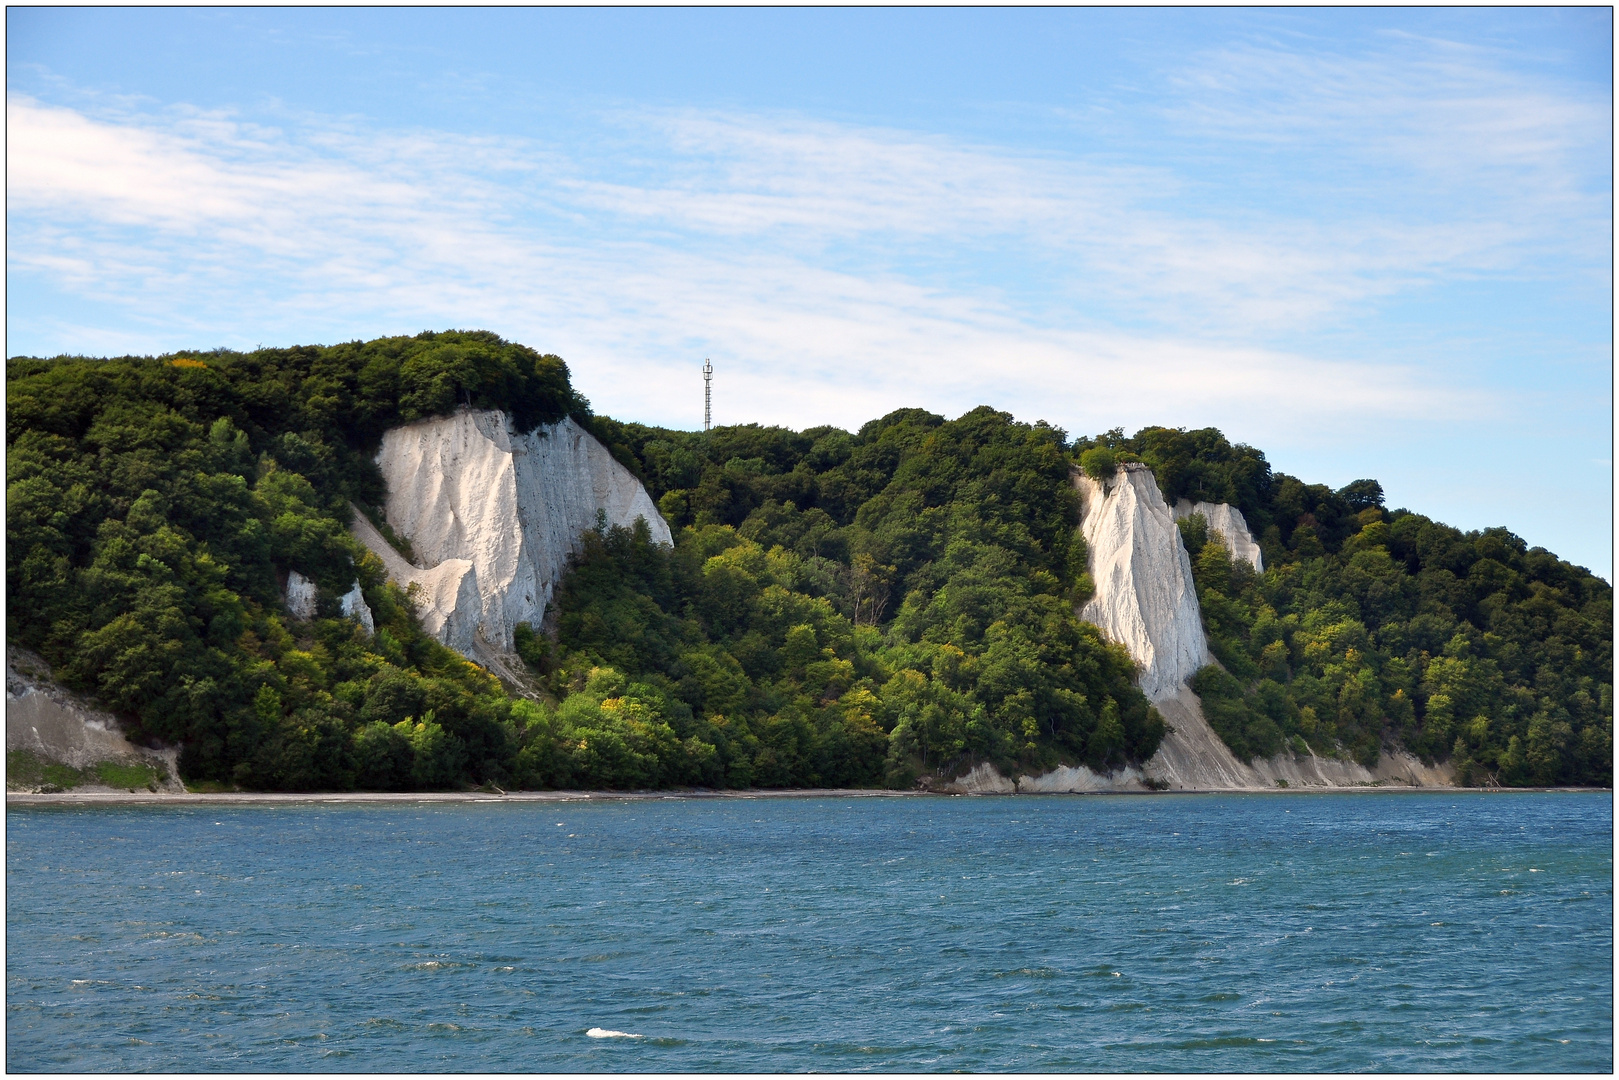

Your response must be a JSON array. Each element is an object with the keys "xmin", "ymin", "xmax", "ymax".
[
  {"xmin": 7, "ymin": 332, "xmax": 1611, "ymax": 790},
  {"xmin": 1072, "ymin": 428, "xmax": 1612, "ymax": 786},
  {"xmin": 540, "ymin": 407, "xmax": 1160, "ymax": 790},
  {"xmin": 8, "ymin": 332, "xmax": 576, "ymax": 789}
]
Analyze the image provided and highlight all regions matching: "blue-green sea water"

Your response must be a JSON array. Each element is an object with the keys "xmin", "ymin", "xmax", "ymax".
[{"xmin": 6, "ymin": 791, "xmax": 1612, "ymax": 1072}]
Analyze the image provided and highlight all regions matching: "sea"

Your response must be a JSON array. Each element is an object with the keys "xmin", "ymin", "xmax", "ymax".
[{"xmin": 5, "ymin": 791, "xmax": 1612, "ymax": 1072}]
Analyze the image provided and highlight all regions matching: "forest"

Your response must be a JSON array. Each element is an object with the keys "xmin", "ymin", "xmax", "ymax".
[
  {"xmin": 7, "ymin": 333, "xmax": 1611, "ymax": 790},
  {"xmin": 7, "ymin": 332, "xmax": 576, "ymax": 789},
  {"xmin": 1070, "ymin": 427, "xmax": 1611, "ymax": 786}
]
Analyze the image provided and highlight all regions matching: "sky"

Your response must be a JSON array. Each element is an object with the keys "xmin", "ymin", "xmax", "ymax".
[{"xmin": 6, "ymin": 8, "xmax": 1613, "ymax": 577}]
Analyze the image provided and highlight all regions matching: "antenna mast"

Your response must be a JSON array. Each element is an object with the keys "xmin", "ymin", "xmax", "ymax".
[{"xmin": 703, "ymin": 358, "xmax": 713, "ymax": 433}]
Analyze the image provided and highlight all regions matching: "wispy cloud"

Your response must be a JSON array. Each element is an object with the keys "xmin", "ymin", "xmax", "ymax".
[
  {"xmin": 8, "ymin": 89, "xmax": 1495, "ymax": 442},
  {"xmin": 7, "ymin": 18, "xmax": 1607, "ymax": 574},
  {"xmin": 554, "ymin": 105, "xmax": 1594, "ymax": 333},
  {"xmin": 5, "ymin": 22, "xmax": 1602, "ymax": 442},
  {"xmin": 1167, "ymin": 32, "xmax": 1611, "ymax": 252}
]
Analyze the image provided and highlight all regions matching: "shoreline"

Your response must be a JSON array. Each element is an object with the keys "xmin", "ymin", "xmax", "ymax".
[{"xmin": 6, "ymin": 785, "xmax": 1607, "ymax": 806}]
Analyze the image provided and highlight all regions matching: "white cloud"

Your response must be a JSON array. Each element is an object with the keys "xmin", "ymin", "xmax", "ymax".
[
  {"xmin": 1167, "ymin": 33, "xmax": 1611, "ymax": 238},
  {"xmin": 553, "ymin": 110, "xmax": 1535, "ymax": 333},
  {"xmin": 14, "ymin": 28, "xmax": 1607, "ymax": 363},
  {"xmin": 7, "ymin": 22, "xmax": 1609, "ymax": 575},
  {"xmin": 0, "ymin": 77, "xmax": 1565, "ymax": 442}
]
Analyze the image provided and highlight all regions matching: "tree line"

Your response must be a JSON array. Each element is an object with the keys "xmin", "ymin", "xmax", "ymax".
[
  {"xmin": 7, "ymin": 334, "xmax": 1609, "ymax": 789},
  {"xmin": 8, "ymin": 332, "xmax": 577, "ymax": 788},
  {"xmin": 532, "ymin": 407, "xmax": 1161, "ymax": 789},
  {"xmin": 1077, "ymin": 427, "xmax": 1611, "ymax": 786}
]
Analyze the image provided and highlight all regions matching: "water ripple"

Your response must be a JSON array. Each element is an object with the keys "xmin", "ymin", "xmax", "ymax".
[{"xmin": 6, "ymin": 791, "xmax": 1612, "ymax": 1071}]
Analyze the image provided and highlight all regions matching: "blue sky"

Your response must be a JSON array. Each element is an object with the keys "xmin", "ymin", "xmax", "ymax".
[{"xmin": 7, "ymin": 8, "xmax": 1613, "ymax": 577}]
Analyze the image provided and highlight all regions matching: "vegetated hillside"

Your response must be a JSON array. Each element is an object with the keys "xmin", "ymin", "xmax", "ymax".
[
  {"xmin": 7, "ymin": 332, "xmax": 579, "ymax": 789},
  {"xmin": 6, "ymin": 335, "xmax": 1157, "ymax": 792},
  {"xmin": 1072, "ymin": 428, "xmax": 1612, "ymax": 787},
  {"xmin": 7, "ymin": 332, "xmax": 1610, "ymax": 791},
  {"xmin": 540, "ymin": 408, "xmax": 1161, "ymax": 790}
]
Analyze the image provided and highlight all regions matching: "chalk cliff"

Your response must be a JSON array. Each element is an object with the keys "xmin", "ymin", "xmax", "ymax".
[
  {"xmin": 353, "ymin": 410, "xmax": 671, "ymax": 657},
  {"xmin": 1075, "ymin": 463, "xmax": 1209, "ymax": 701},
  {"xmin": 6, "ymin": 648, "xmax": 183, "ymax": 792},
  {"xmin": 284, "ymin": 570, "xmax": 319, "ymax": 621},
  {"xmin": 351, "ymin": 513, "xmax": 481, "ymax": 652},
  {"xmin": 944, "ymin": 463, "xmax": 1451, "ymax": 793},
  {"xmin": 1173, "ymin": 499, "xmax": 1264, "ymax": 572},
  {"xmin": 282, "ymin": 571, "xmax": 375, "ymax": 635},
  {"xmin": 338, "ymin": 582, "xmax": 376, "ymax": 636}
]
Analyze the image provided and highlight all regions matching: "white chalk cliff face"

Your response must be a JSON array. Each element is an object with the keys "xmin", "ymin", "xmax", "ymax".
[
  {"xmin": 354, "ymin": 409, "xmax": 671, "ymax": 655},
  {"xmin": 284, "ymin": 570, "xmax": 319, "ymax": 621},
  {"xmin": 338, "ymin": 582, "xmax": 376, "ymax": 636},
  {"xmin": 1075, "ymin": 463, "xmax": 1210, "ymax": 702},
  {"xmin": 7, "ymin": 648, "xmax": 184, "ymax": 792},
  {"xmin": 945, "ymin": 462, "xmax": 1453, "ymax": 793},
  {"xmin": 1174, "ymin": 499, "xmax": 1264, "ymax": 572},
  {"xmin": 283, "ymin": 570, "xmax": 375, "ymax": 635}
]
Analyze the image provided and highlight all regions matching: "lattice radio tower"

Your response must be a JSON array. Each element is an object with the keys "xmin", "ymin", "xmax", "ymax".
[{"xmin": 703, "ymin": 358, "xmax": 713, "ymax": 433}]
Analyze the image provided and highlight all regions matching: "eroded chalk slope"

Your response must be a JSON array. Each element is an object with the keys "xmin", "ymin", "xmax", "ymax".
[
  {"xmin": 949, "ymin": 465, "xmax": 1450, "ymax": 792},
  {"xmin": 354, "ymin": 410, "xmax": 670, "ymax": 658}
]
